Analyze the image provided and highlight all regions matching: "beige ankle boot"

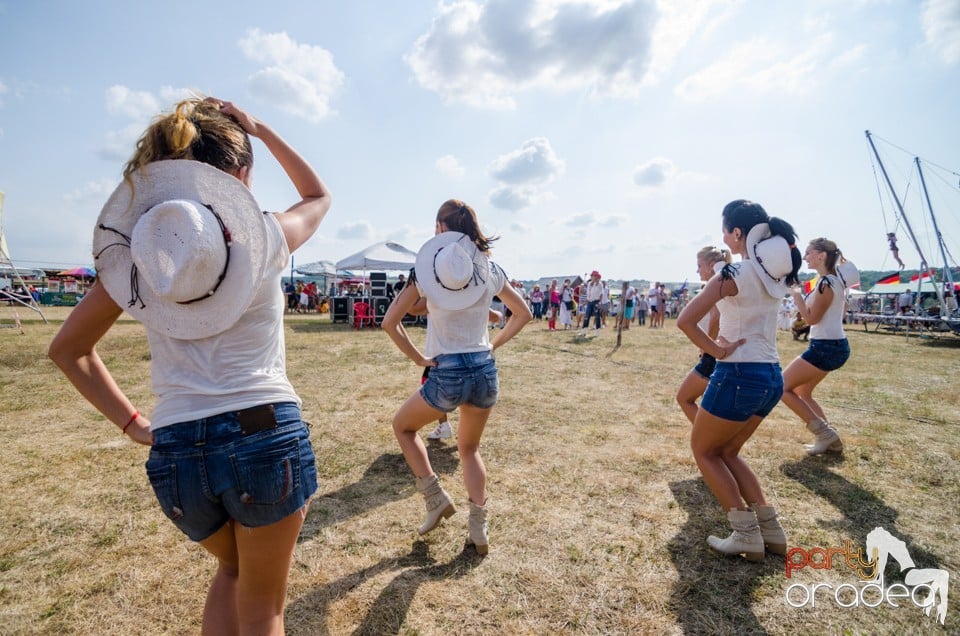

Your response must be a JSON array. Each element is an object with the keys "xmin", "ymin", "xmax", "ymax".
[
  {"xmin": 805, "ymin": 418, "xmax": 843, "ymax": 455},
  {"xmin": 707, "ymin": 509, "xmax": 765, "ymax": 562},
  {"xmin": 466, "ymin": 499, "xmax": 489, "ymax": 555},
  {"xmin": 415, "ymin": 475, "xmax": 455, "ymax": 535},
  {"xmin": 750, "ymin": 503, "xmax": 787, "ymax": 555}
]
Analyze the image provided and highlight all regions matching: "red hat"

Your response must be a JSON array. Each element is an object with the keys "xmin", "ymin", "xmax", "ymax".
[{"xmin": 590, "ymin": 270, "xmax": 601, "ymax": 279}]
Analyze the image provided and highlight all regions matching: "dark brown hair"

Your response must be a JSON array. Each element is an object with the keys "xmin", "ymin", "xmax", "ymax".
[{"xmin": 436, "ymin": 199, "xmax": 498, "ymax": 252}]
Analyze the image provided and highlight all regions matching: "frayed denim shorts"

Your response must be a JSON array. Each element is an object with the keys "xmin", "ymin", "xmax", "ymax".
[
  {"xmin": 145, "ymin": 402, "xmax": 317, "ymax": 542},
  {"xmin": 701, "ymin": 362, "xmax": 782, "ymax": 422},
  {"xmin": 693, "ymin": 353, "xmax": 717, "ymax": 380},
  {"xmin": 801, "ymin": 338, "xmax": 850, "ymax": 372},
  {"xmin": 420, "ymin": 351, "xmax": 499, "ymax": 413}
]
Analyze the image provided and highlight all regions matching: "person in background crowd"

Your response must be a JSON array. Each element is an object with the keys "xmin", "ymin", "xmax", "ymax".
[{"xmin": 530, "ymin": 284, "xmax": 544, "ymax": 320}]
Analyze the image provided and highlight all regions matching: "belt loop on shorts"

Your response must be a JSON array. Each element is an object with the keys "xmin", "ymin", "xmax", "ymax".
[{"xmin": 193, "ymin": 418, "xmax": 207, "ymax": 447}]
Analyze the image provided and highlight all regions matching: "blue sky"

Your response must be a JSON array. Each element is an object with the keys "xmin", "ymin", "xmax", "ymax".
[{"xmin": 1, "ymin": 0, "xmax": 958, "ymax": 282}]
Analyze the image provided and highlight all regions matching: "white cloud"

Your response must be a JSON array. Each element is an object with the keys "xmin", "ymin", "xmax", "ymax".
[
  {"xmin": 922, "ymin": 0, "xmax": 960, "ymax": 64},
  {"xmin": 0, "ymin": 79, "xmax": 7, "ymax": 108},
  {"xmin": 566, "ymin": 211, "xmax": 597, "ymax": 227},
  {"xmin": 64, "ymin": 179, "xmax": 117, "ymax": 204},
  {"xmin": 99, "ymin": 123, "xmax": 145, "ymax": 161},
  {"xmin": 488, "ymin": 138, "xmax": 564, "ymax": 184},
  {"xmin": 105, "ymin": 85, "xmax": 160, "ymax": 120},
  {"xmin": 336, "ymin": 221, "xmax": 374, "ymax": 240},
  {"xmin": 598, "ymin": 214, "xmax": 627, "ymax": 227},
  {"xmin": 239, "ymin": 29, "xmax": 344, "ymax": 122},
  {"xmin": 489, "ymin": 185, "xmax": 539, "ymax": 210},
  {"xmin": 646, "ymin": 0, "xmax": 738, "ymax": 82},
  {"xmin": 675, "ymin": 35, "xmax": 832, "ymax": 101},
  {"xmin": 510, "ymin": 221, "xmax": 532, "ymax": 233},
  {"xmin": 405, "ymin": 0, "xmax": 663, "ymax": 109},
  {"xmin": 633, "ymin": 157, "xmax": 676, "ymax": 187},
  {"xmin": 158, "ymin": 85, "xmax": 197, "ymax": 104},
  {"xmin": 435, "ymin": 154, "xmax": 465, "ymax": 178}
]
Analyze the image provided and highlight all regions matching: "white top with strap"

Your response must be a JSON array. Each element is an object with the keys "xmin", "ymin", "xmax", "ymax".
[
  {"xmin": 417, "ymin": 260, "xmax": 507, "ymax": 358},
  {"xmin": 147, "ymin": 213, "xmax": 299, "ymax": 430},
  {"xmin": 716, "ymin": 260, "xmax": 781, "ymax": 363},
  {"xmin": 809, "ymin": 274, "xmax": 847, "ymax": 340}
]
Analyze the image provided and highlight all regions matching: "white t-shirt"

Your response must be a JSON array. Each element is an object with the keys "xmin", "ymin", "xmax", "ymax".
[
  {"xmin": 716, "ymin": 261, "xmax": 781, "ymax": 363},
  {"xmin": 585, "ymin": 281, "xmax": 602, "ymax": 302},
  {"xmin": 417, "ymin": 260, "xmax": 507, "ymax": 358},
  {"xmin": 809, "ymin": 274, "xmax": 847, "ymax": 340},
  {"xmin": 147, "ymin": 213, "xmax": 299, "ymax": 430},
  {"xmin": 647, "ymin": 287, "xmax": 659, "ymax": 307}
]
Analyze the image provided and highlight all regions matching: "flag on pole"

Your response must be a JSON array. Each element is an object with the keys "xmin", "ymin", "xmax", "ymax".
[
  {"xmin": 909, "ymin": 269, "xmax": 935, "ymax": 282},
  {"xmin": 877, "ymin": 272, "xmax": 900, "ymax": 285},
  {"xmin": 802, "ymin": 276, "xmax": 818, "ymax": 294}
]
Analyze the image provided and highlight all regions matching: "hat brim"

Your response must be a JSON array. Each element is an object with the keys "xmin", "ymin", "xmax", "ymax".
[
  {"xmin": 414, "ymin": 232, "xmax": 490, "ymax": 311},
  {"xmin": 746, "ymin": 223, "xmax": 791, "ymax": 298},
  {"xmin": 93, "ymin": 160, "xmax": 268, "ymax": 340}
]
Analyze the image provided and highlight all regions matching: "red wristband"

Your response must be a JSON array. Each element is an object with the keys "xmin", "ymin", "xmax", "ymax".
[{"xmin": 122, "ymin": 410, "xmax": 139, "ymax": 435}]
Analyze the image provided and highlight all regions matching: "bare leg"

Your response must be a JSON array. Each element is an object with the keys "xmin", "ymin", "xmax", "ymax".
[
  {"xmin": 691, "ymin": 409, "xmax": 762, "ymax": 510},
  {"xmin": 675, "ymin": 370, "xmax": 709, "ymax": 425},
  {"xmin": 718, "ymin": 415, "xmax": 765, "ymax": 505},
  {"xmin": 457, "ymin": 403, "xmax": 492, "ymax": 504},
  {"xmin": 200, "ymin": 522, "xmax": 240, "ymax": 636},
  {"xmin": 781, "ymin": 357, "xmax": 829, "ymax": 423},
  {"xmin": 393, "ymin": 390, "xmax": 447, "ymax": 478}
]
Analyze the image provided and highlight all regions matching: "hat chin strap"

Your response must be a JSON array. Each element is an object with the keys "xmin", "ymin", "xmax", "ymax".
[
  {"xmin": 752, "ymin": 242, "xmax": 781, "ymax": 283},
  {"xmin": 176, "ymin": 204, "xmax": 232, "ymax": 304}
]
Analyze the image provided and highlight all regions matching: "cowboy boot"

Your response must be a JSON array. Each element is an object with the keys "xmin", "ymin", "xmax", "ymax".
[
  {"xmin": 805, "ymin": 418, "xmax": 843, "ymax": 455},
  {"xmin": 466, "ymin": 499, "xmax": 489, "ymax": 555},
  {"xmin": 750, "ymin": 503, "xmax": 787, "ymax": 555},
  {"xmin": 415, "ymin": 474, "xmax": 455, "ymax": 535},
  {"xmin": 707, "ymin": 509, "xmax": 765, "ymax": 562}
]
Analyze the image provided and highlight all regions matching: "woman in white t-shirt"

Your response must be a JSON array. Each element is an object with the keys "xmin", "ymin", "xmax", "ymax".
[
  {"xmin": 382, "ymin": 200, "xmax": 532, "ymax": 554},
  {"xmin": 781, "ymin": 238, "xmax": 852, "ymax": 455},
  {"xmin": 677, "ymin": 199, "xmax": 801, "ymax": 563},
  {"xmin": 675, "ymin": 245, "xmax": 731, "ymax": 425},
  {"xmin": 48, "ymin": 97, "xmax": 331, "ymax": 632}
]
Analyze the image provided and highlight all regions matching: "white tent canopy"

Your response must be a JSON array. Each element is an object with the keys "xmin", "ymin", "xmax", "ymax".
[
  {"xmin": 335, "ymin": 241, "xmax": 417, "ymax": 271},
  {"xmin": 295, "ymin": 260, "xmax": 337, "ymax": 276}
]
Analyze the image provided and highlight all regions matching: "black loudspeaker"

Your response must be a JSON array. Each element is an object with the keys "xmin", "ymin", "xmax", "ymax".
[
  {"xmin": 370, "ymin": 272, "xmax": 388, "ymax": 297},
  {"xmin": 332, "ymin": 297, "xmax": 352, "ymax": 323},
  {"xmin": 373, "ymin": 297, "xmax": 391, "ymax": 323}
]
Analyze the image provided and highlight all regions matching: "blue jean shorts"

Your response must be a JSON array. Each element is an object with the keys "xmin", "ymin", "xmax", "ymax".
[
  {"xmin": 420, "ymin": 351, "xmax": 499, "ymax": 413},
  {"xmin": 701, "ymin": 362, "xmax": 783, "ymax": 422},
  {"xmin": 693, "ymin": 353, "xmax": 717, "ymax": 380},
  {"xmin": 801, "ymin": 338, "xmax": 850, "ymax": 372},
  {"xmin": 145, "ymin": 402, "xmax": 317, "ymax": 542}
]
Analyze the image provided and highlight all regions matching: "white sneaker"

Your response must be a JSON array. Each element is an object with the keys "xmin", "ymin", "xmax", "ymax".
[{"xmin": 427, "ymin": 421, "xmax": 453, "ymax": 440}]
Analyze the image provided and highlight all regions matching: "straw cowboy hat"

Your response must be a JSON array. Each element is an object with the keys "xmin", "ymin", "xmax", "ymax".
[
  {"xmin": 836, "ymin": 260, "xmax": 860, "ymax": 289},
  {"xmin": 414, "ymin": 231, "xmax": 491, "ymax": 310},
  {"xmin": 93, "ymin": 160, "xmax": 268, "ymax": 340},
  {"xmin": 745, "ymin": 222, "xmax": 793, "ymax": 298}
]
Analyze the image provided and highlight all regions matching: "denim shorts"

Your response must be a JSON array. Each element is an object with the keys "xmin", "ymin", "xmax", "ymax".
[
  {"xmin": 693, "ymin": 353, "xmax": 717, "ymax": 380},
  {"xmin": 701, "ymin": 362, "xmax": 783, "ymax": 422},
  {"xmin": 420, "ymin": 351, "xmax": 499, "ymax": 412},
  {"xmin": 801, "ymin": 338, "xmax": 850, "ymax": 372},
  {"xmin": 145, "ymin": 402, "xmax": 317, "ymax": 542}
]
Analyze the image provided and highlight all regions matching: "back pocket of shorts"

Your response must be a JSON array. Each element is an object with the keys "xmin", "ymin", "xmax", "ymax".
[
  {"xmin": 230, "ymin": 440, "xmax": 301, "ymax": 506},
  {"xmin": 146, "ymin": 461, "xmax": 184, "ymax": 522},
  {"xmin": 732, "ymin": 381, "xmax": 770, "ymax": 415}
]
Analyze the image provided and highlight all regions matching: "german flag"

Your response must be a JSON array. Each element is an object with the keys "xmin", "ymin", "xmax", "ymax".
[
  {"xmin": 877, "ymin": 273, "xmax": 900, "ymax": 285},
  {"xmin": 802, "ymin": 277, "xmax": 818, "ymax": 294}
]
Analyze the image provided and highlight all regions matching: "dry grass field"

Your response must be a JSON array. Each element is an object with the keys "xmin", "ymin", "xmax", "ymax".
[{"xmin": 1, "ymin": 306, "xmax": 958, "ymax": 635}]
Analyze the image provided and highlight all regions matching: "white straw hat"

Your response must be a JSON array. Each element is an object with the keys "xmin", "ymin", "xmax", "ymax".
[
  {"xmin": 745, "ymin": 222, "xmax": 794, "ymax": 298},
  {"xmin": 414, "ymin": 231, "xmax": 491, "ymax": 310},
  {"xmin": 836, "ymin": 260, "xmax": 860, "ymax": 289},
  {"xmin": 93, "ymin": 160, "xmax": 268, "ymax": 340}
]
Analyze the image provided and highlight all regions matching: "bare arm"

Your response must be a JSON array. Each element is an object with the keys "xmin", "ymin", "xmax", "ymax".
[
  {"xmin": 490, "ymin": 282, "xmax": 532, "ymax": 351},
  {"xmin": 381, "ymin": 284, "xmax": 433, "ymax": 367},
  {"xmin": 214, "ymin": 99, "xmax": 331, "ymax": 253},
  {"xmin": 791, "ymin": 283, "xmax": 832, "ymax": 325},
  {"xmin": 676, "ymin": 274, "xmax": 744, "ymax": 360},
  {"xmin": 47, "ymin": 284, "xmax": 153, "ymax": 445}
]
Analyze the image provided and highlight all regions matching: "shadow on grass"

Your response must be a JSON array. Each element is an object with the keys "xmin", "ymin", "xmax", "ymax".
[
  {"xmin": 287, "ymin": 540, "xmax": 483, "ymax": 635},
  {"xmin": 302, "ymin": 446, "xmax": 460, "ymax": 540},
  {"xmin": 779, "ymin": 459, "xmax": 942, "ymax": 573},
  {"xmin": 668, "ymin": 478, "xmax": 782, "ymax": 636}
]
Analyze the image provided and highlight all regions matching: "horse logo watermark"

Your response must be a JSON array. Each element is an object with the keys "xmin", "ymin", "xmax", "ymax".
[{"xmin": 784, "ymin": 527, "xmax": 948, "ymax": 625}]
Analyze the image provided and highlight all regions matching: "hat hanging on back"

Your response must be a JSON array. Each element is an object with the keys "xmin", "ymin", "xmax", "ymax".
[
  {"xmin": 745, "ymin": 222, "xmax": 793, "ymax": 298},
  {"xmin": 415, "ymin": 231, "xmax": 490, "ymax": 310},
  {"xmin": 93, "ymin": 160, "xmax": 268, "ymax": 340},
  {"xmin": 836, "ymin": 260, "xmax": 860, "ymax": 289}
]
